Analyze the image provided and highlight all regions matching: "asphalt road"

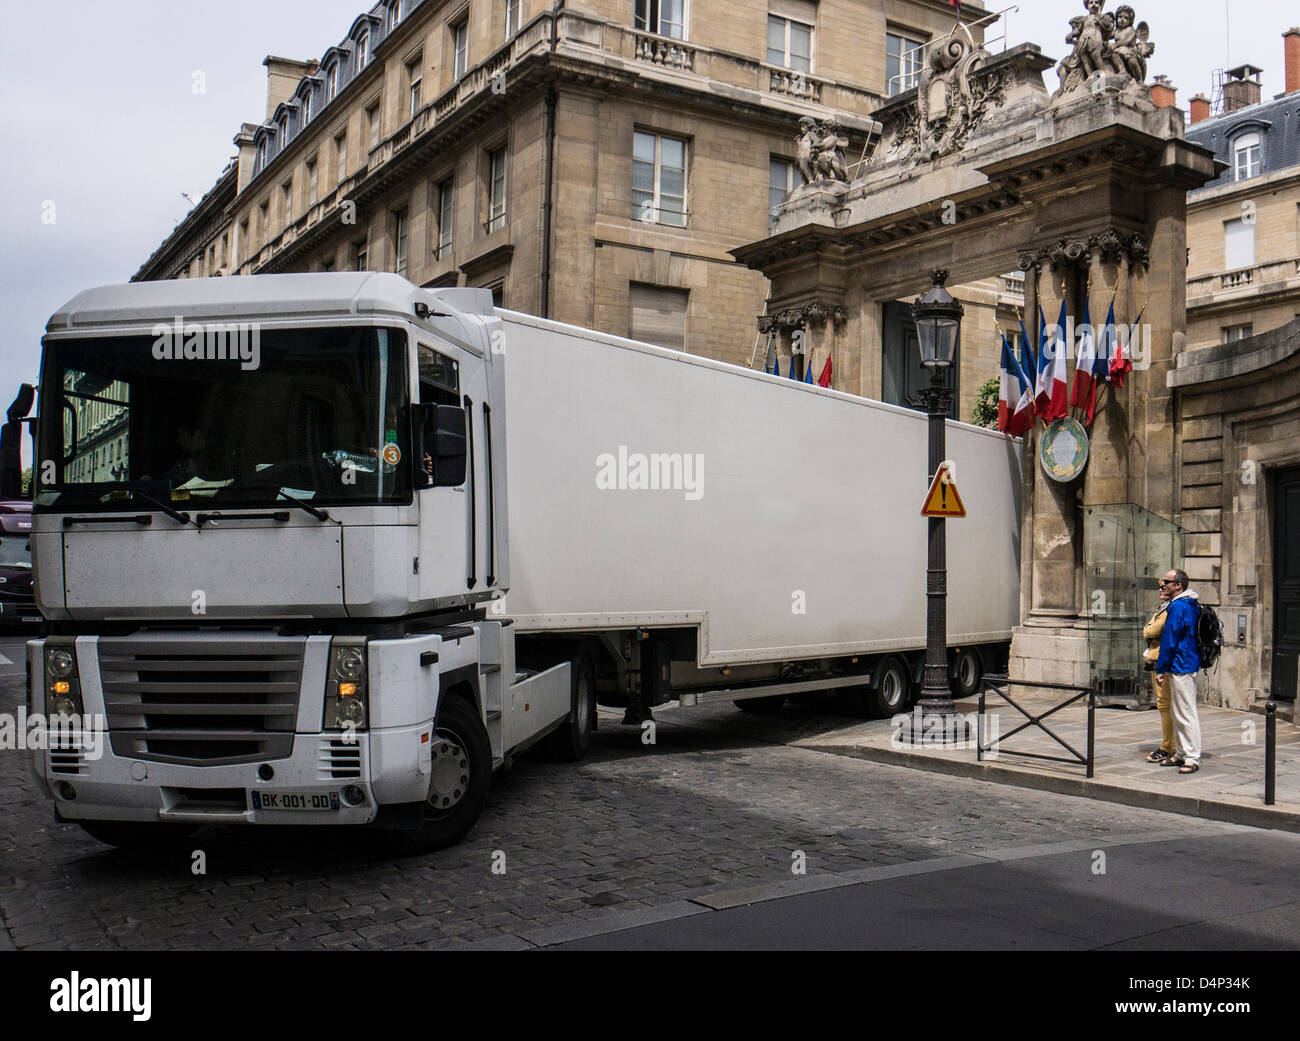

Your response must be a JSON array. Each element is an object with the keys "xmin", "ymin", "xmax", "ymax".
[{"xmin": 1, "ymin": 634, "xmax": 1298, "ymax": 951}]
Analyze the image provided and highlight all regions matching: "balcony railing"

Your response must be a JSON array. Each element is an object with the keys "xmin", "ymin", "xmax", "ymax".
[
  {"xmin": 1187, "ymin": 257, "xmax": 1300, "ymax": 300},
  {"xmin": 633, "ymin": 31, "xmax": 695, "ymax": 71},
  {"xmin": 766, "ymin": 65, "xmax": 823, "ymax": 103}
]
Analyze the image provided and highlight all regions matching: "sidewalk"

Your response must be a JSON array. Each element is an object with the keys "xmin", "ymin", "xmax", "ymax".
[{"xmin": 793, "ymin": 690, "xmax": 1300, "ymax": 832}]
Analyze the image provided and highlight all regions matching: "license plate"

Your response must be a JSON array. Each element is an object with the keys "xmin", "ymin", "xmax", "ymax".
[{"xmin": 250, "ymin": 790, "xmax": 339, "ymax": 812}]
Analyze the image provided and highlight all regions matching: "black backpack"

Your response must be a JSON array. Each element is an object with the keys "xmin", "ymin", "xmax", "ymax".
[{"xmin": 1195, "ymin": 602, "xmax": 1224, "ymax": 671}]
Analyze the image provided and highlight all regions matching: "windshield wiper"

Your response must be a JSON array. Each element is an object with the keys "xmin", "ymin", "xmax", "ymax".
[
  {"xmin": 123, "ymin": 489, "xmax": 196, "ymax": 527},
  {"xmin": 277, "ymin": 490, "xmax": 331, "ymax": 522}
]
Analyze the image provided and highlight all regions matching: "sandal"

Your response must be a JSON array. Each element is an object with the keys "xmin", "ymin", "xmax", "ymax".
[
  {"xmin": 1160, "ymin": 756, "xmax": 1185, "ymax": 768},
  {"xmin": 1145, "ymin": 749, "xmax": 1173, "ymax": 763},
  {"xmin": 1179, "ymin": 762, "xmax": 1200, "ymax": 774}
]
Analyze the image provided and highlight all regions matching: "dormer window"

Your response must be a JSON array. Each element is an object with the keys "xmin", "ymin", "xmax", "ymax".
[
  {"xmin": 357, "ymin": 31, "xmax": 370, "ymax": 70},
  {"xmin": 388, "ymin": 2, "xmax": 400, "ymax": 32},
  {"xmin": 257, "ymin": 138, "xmax": 267, "ymax": 169},
  {"xmin": 301, "ymin": 91, "xmax": 313, "ymax": 125},
  {"xmin": 279, "ymin": 115, "xmax": 289, "ymax": 142},
  {"xmin": 326, "ymin": 63, "xmax": 338, "ymax": 100},
  {"xmin": 1233, "ymin": 131, "xmax": 1261, "ymax": 181}
]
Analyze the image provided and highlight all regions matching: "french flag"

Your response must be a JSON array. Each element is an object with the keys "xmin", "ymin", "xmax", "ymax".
[
  {"xmin": 1034, "ymin": 307, "xmax": 1052, "ymax": 417},
  {"xmin": 998, "ymin": 333, "xmax": 1035, "ymax": 437},
  {"xmin": 1111, "ymin": 305, "xmax": 1139, "ymax": 388},
  {"xmin": 1070, "ymin": 298, "xmax": 1097, "ymax": 426},
  {"xmin": 1043, "ymin": 300, "xmax": 1069, "ymax": 422},
  {"xmin": 818, "ymin": 354, "xmax": 832, "ymax": 388}
]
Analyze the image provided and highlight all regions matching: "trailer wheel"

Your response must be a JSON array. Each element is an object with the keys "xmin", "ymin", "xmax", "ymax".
[
  {"xmin": 399, "ymin": 694, "xmax": 492, "ymax": 853},
  {"xmin": 77, "ymin": 822, "xmax": 197, "ymax": 849},
  {"xmin": 861, "ymin": 656, "xmax": 911, "ymax": 718},
  {"xmin": 540, "ymin": 648, "xmax": 596, "ymax": 761},
  {"xmin": 734, "ymin": 694, "xmax": 786, "ymax": 714},
  {"xmin": 953, "ymin": 647, "xmax": 983, "ymax": 699}
]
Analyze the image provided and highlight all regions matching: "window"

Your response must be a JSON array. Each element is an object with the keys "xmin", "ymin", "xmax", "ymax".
[
  {"xmin": 1225, "ymin": 217, "xmax": 1255, "ymax": 271},
  {"xmin": 886, "ymin": 30, "xmax": 926, "ymax": 96},
  {"xmin": 353, "ymin": 238, "xmax": 369, "ymax": 270},
  {"xmin": 256, "ymin": 138, "xmax": 267, "ymax": 170},
  {"xmin": 301, "ymin": 91, "xmax": 312, "ymax": 125},
  {"xmin": 1233, "ymin": 132, "xmax": 1261, "ymax": 181},
  {"xmin": 632, "ymin": 130, "xmax": 687, "ymax": 227},
  {"xmin": 486, "ymin": 147, "xmax": 507, "ymax": 232},
  {"xmin": 388, "ymin": 1, "xmax": 400, "ymax": 31},
  {"xmin": 306, "ymin": 159, "xmax": 318, "ymax": 204},
  {"xmin": 335, "ymin": 132, "xmax": 348, "ymax": 184},
  {"xmin": 407, "ymin": 56, "xmax": 423, "ymax": 118},
  {"xmin": 453, "ymin": 20, "xmax": 469, "ymax": 79},
  {"xmin": 356, "ymin": 31, "xmax": 370, "ymax": 71},
  {"xmin": 322, "ymin": 256, "xmax": 336, "ymax": 272},
  {"xmin": 629, "ymin": 284, "xmax": 687, "ymax": 349},
  {"xmin": 506, "ymin": 0, "xmax": 521, "ymax": 36},
  {"xmin": 281, "ymin": 179, "xmax": 293, "ymax": 225},
  {"xmin": 769, "ymin": 157, "xmax": 803, "ymax": 228},
  {"xmin": 883, "ymin": 301, "xmax": 958, "ymax": 417},
  {"xmin": 367, "ymin": 102, "xmax": 382, "ymax": 151},
  {"xmin": 279, "ymin": 115, "xmax": 289, "ymax": 143},
  {"xmin": 1224, "ymin": 324, "xmax": 1253, "ymax": 342},
  {"xmin": 238, "ymin": 218, "xmax": 249, "ymax": 262},
  {"xmin": 767, "ymin": 15, "xmax": 812, "ymax": 72},
  {"xmin": 258, "ymin": 200, "xmax": 269, "ymax": 245},
  {"xmin": 326, "ymin": 63, "xmax": 339, "ymax": 100},
  {"xmin": 393, "ymin": 209, "xmax": 409, "ymax": 277},
  {"xmin": 220, "ymin": 232, "xmax": 229, "ymax": 266},
  {"xmin": 634, "ymin": 0, "xmax": 685, "ymax": 40},
  {"xmin": 436, "ymin": 177, "xmax": 454, "ymax": 257}
]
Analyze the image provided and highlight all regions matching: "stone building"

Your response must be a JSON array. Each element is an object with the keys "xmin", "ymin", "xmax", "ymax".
[
  {"xmin": 135, "ymin": 0, "xmax": 989, "ymax": 371},
  {"xmin": 1165, "ymin": 28, "xmax": 1300, "ymax": 714}
]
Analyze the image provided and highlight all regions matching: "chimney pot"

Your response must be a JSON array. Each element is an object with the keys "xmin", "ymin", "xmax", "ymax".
[
  {"xmin": 1151, "ymin": 76, "xmax": 1177, "ymax": 108},
  {"xmin": 1285, "ymin": 28, "xmax": 1300, "ymax": 95}
]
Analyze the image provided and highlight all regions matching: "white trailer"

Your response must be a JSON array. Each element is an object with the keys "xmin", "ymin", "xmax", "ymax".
[
  {"xmin": 15, "ymin": 273, "xmax": 1020, "ymax": 850},
  {"xmin": 497, "ymin": 308, "xmax": 1021, "ymax": 718}
]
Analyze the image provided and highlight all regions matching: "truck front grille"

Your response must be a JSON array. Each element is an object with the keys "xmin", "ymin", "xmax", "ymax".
[{"xmin": 99, "ymin": 635, "xmax": 305, "ymax": 766}]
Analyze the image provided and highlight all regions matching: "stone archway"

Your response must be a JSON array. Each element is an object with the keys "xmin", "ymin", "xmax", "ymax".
[{"xmin": 732, "ymin": 10, "xmax": 1220, "ymax": 691}]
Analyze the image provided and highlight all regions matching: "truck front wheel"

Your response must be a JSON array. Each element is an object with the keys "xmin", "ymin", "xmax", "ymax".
[{"xmin": 407, "ymin": 694, "xmax": 492, "ymax": 852}]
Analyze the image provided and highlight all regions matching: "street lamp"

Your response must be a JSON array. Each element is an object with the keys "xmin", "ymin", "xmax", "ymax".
[{"xmin": 909, "ymin": 269, "xmax": 963, "ymax": 739}]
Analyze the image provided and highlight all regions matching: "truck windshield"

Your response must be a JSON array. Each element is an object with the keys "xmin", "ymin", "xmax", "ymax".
[{"xmin": 36, "ymin": 326, "xmax": 411, "ymax": 511}]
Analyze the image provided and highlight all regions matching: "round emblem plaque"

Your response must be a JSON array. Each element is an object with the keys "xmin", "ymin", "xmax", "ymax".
[{"xmin": 1039, "ymin": 417, "xmax": 1090, "ymax": 483}]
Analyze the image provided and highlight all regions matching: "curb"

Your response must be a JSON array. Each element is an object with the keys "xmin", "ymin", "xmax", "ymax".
[{"xmin": 805, "ymin": 741, "xmax": 1300, "ymax": 834}]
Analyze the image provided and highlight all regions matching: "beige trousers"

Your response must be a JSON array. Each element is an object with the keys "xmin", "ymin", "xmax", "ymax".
[{"xmin": 1169, "ymin": 672, "xmax": 1201, "ymax": 765}]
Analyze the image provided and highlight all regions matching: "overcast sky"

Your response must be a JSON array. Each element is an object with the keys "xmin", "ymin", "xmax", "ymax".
[{"xmin": 0, "ymin": 0, "xmax": 1291, "ymax": 433}]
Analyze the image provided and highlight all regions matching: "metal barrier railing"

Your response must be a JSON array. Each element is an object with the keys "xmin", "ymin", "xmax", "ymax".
[{"xmin": 978, "ymin": 674, "xmax": 1097, "ymax": 778}]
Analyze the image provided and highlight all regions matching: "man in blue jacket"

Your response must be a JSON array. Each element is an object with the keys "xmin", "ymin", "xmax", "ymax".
[{"xmin": 1154, "ymin": 568, "xmax": 1202, "ymax": 774}]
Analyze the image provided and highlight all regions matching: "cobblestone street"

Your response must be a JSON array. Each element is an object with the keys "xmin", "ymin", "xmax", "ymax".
[{"xmin": 0, "ymin": 641, "xmax": 1253, "ymax": 951}]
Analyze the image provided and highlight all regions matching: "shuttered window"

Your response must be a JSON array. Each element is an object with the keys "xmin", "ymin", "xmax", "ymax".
[
  {"xmin": 629, "ymin": 284, "xmax": 687, "ymax": 349},
  {"xmin": 1225, "ymin": 217, "xmax": 1255, "ymax": 271}
]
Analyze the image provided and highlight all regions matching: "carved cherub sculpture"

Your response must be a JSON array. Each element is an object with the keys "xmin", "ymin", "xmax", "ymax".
[
  {"xmin": 813, "ymin": 119, "xmax": 849, "ymax": 182},
  {"xmin": 1109, "ymin": 5, "xmax": 1153, "ymax": 82},
  {"xmin": 1075, "ymin": 0, "xmax": 1117, "ymax": 78},
  {"xmin": 795, "ymin": 116, "xmax": 818, "ymax": 184}
]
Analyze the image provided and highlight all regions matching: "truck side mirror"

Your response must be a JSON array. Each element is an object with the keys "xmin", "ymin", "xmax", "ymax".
[
  {"xmin": 0, "ymin": 383, "xmax": 34, "ymax": 500},
  {"xmin": 413, "ymin": 402, "xmax": 467, "ymax": 488}
]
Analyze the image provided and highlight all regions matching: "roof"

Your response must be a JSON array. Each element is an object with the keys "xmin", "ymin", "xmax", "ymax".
[
  {"xmin": 1186, "ymin": 91, "xmax": 1300, "ymax": 192},
  {"xmin": 44, "ymin": 272, "xmax": 490, "ymax": 336}
]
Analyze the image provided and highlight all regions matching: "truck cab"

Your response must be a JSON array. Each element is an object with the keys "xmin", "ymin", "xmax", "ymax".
[{"xmin": 17, "ymin": 273, "xmax": 585, "ymax": 849}]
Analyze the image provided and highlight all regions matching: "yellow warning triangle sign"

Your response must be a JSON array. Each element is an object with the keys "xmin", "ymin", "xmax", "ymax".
[{"xmin": 921, "ymin": 463, "xmax": 966, "ymax": 518}]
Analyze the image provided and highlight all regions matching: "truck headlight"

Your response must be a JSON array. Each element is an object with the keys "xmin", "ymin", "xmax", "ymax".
[
  {"xmin": 324, "ymin": 638, "xmax": 369, "ymax": 731},
  {"xmin": 44, "ymin": 641, "xmax": 85, "ymax": 718}
]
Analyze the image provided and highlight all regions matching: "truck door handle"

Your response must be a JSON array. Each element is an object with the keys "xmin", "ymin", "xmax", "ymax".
[{"xmin": 420, "ymin": 651, "xmax": 439, "ymax": 667}]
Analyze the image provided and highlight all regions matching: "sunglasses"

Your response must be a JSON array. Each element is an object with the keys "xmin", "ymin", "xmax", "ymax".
[{"xmin": 1158, "ymin": 579, "xmax": 1179, "ymax": 587}]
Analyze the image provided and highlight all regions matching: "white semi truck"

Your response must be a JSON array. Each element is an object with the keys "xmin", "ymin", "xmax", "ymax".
[{"xmin": 16, "ymin": 273, "xmax": 1021, "ymax": 849}]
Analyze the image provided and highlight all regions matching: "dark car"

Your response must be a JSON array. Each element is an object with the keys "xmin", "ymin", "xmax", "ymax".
[{"xmin": 0, "ymin": 500, "xmax": 40, "ymax": 629}]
